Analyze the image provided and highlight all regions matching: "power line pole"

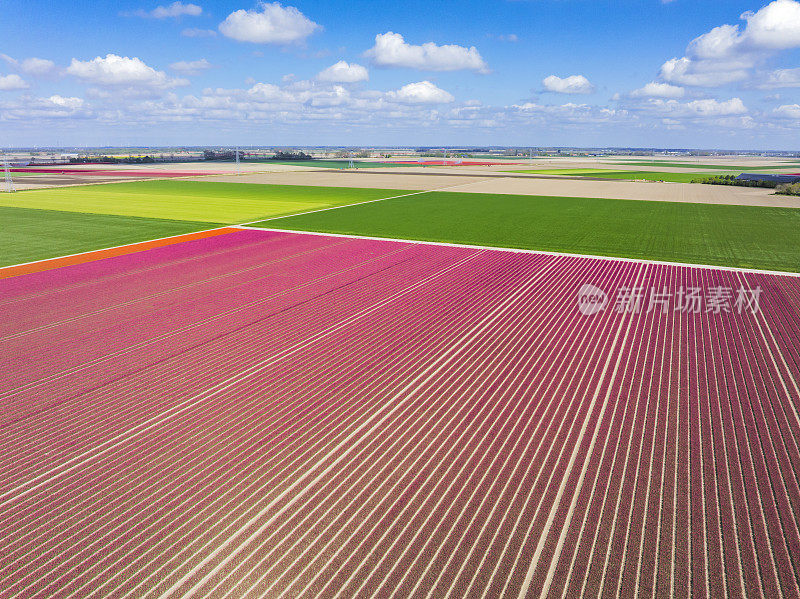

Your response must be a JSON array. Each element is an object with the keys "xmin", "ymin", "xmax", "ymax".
[
  {"xmin": 235, "ymin": 146, "xmax": 240, "ymax": 175},
  {"xmin": 3, "ymin": 156, "xmax": 15, "ymax": 193}
]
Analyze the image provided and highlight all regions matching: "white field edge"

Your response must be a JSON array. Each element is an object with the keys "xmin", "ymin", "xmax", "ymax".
[{"xmin": 236, "ymin": 226, "xmax": 800, "ymax": 278}]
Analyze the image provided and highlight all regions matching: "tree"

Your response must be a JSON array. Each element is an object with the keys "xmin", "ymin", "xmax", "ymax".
[{"xmin": 270, "ymin": 150, "xmax": 313, "ymax": 161}]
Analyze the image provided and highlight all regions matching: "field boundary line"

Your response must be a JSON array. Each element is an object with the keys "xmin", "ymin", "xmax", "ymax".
[
  {"xmin": 0, "ymin": 227, "xmax": 239, "ymax": 279},
  {"xmin": 240, "ymin": 227, "xmax": 800, "ymax": 277},
  {"xmin": 234, "ymin": 179, "xmax": 497, "ymax": 226}
]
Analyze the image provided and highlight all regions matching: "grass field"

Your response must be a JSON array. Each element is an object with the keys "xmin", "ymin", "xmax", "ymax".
[
  {"xmin": 610, "ymin": 160, "xmax": 800, "ymax": 170},
  {"xmin": 504, "ymin": 168, "xmax": 732, "ymax": 182},
  {"xmin": 254, "ymin": 191, "xmax": 800, "ymax": 272},
  {"xmin": 0, "ymin": 181, "xmax": 412, "ymax": 224},
  {"xmin": 0, "ymin": 206, "xmax": 217, "ymax": 266}
]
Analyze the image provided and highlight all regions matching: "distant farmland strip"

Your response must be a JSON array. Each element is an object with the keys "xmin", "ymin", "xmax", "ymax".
[
  {"xmin": 504, "ymin": 169, "xmax": 736, "ymax": 183},
  {"xmin": 1, "ymin": 229, "xmax": 799, "ymax": 597},
  {"xmin": 245, "ymin": 159, "xmax": 410, "ymax": 169},
  {"xmin": 10, "ymin": 167, "xmax": 225, "ymax": 177},
  {"xmin": 610, "ymin": 160, "xmax": 800, "ymax": 170},
  {"xmin": 254, "ymin": 191, "xmax": 800, "ymax": 272}
]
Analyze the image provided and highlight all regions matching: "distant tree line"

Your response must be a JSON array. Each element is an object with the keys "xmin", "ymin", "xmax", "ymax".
[
  {"xmin": 334, "ymin": 150, "xmax": 373, "ymax": 159},
  {"xmin": 69, "ymin": 155, "xmax": 156, "ymax": 164},
  {"xmin": 203, "ymin": 150, "xmax": 244, "ymax": 161},
  {"xmin": 269, "ymin": 151, "xmax": 313, "ymax": 161},
  {"xmin": 691, "ymin": 175, "xmax": 779, "ymax": 189},
  {"xmin": 777, "ymin": 182, "xmax": 800, "ymax": 196},
  {"xmin": 419, "ymin": 152, "xmax": 472, "ymax": 158}
]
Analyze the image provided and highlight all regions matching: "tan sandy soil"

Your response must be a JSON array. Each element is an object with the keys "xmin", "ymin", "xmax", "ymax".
[
  {"xmin": 8, "ymin": 156, "xmax": 798, "ymax": 197},
  {"xmin": 28, "ymin": 162, "xmax": 311, "ymax": 174},
  {"xmin": 430, "ymin": 158, "xmax": 800, "ymax": 174},
  {"xmin": 10, "ymin": 176, "xmax": 136, "ymax": 190},
  {"xmin": 189, "ymin": 170, "xmax": 800, "ymax": 208},
  {"xmin": 5, "ymin": 162, "xmax": 316, "ymax": 190}
]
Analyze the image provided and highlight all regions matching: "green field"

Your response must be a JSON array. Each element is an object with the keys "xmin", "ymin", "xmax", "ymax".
[
  {"xmin": 0, "ymin": 181, "xmax": 417, "ymax": 265},
  {"xmin": 610, "ymin": 160, "xmax": 800, "ymax": 171},
  {"xmin": 6, "ymin": 180, "xmax": 800, "ymax": 271},
  {"xmin": 0, "ymin": 181, "xmax": 412, "ymax": 224},
  {"xmin": 0, "ymin": 206, "xmax": 217, "ymax": 266},
  {"xmin": 505, "ymin": 168, "xmax": 736, "ymax": 183},
  {"xmin": 252, "ymin": 191, "xmax": 800, "ymax": 272}
]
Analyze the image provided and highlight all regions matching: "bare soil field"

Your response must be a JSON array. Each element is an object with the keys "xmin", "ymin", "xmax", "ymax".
[
  {"xmin": 191, "ymin": 170, "xmax": 797, "ymax": 208},
  {"xmin": 11, "ymin": 175, "xmax": 135, "ymax": 190},
  {"xmin": 6, "ymin": 162, "xmax": 317, "ymax": 190},
  {"xmin": 8, "ymin": 156, "xmax": 799, "ymax": 205}
]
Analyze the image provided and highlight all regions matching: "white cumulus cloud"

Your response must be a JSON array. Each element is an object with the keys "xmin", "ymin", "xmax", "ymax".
[
  {"xmin": 774, "ymin": 103, "xmax": 800, "ymax": 118},
  {"xmin": 47, "ymin": 95, "xmax": 84, "ymax": 109},
  {"xmin": 542, "ymin": 74, "xmax": 595, "ymax": 94},
  {"xmin": 364, "ymin": 32, "xmax": 489, "ymax": 73},
  {"xmin": 385, "ymin": 80, "xmax": 455, "ymax": 104},
  {"xmin": 218, "ymin": 2, "xmax": 320, "ymax": 45},
  {"xmin": 169, "ymin": 58, "xmax": 213, "ymax": 74},
  {"xmin": 0, "ymin": 74, "xmax": 29, "ymax": 90},
  {"xmin": 742, "ymin": 0, "xmax": 800, "ymax": 49},
  {"xmin": 639, "ymin": 97, "xmax": 748, "ymax": 118},
  {"xmin": 759, "ymin": 67, "xmax": 800, "ymax": 88},
  {"xmin": 317, "ymin": 61, "xmax": 368, "ymax": 83},
  {"xmin": 659, "ymin": 56, "xmax": 750, "ymax": 87},
  {"xmin": 0, "ymin": 54, "xmax": 57, "ymax": 76},
  {"xmin": 685, "ymin": 97, "xmax": 747, "ymax": 116},
  {"xmin": 153, "ymin": 1, "xmax": 201, "ymax": 18},
  {"xmin": 131, "ymin": 2, "xmax": 202, "ymax": 18},
  {"xmin": 0, "ymin": 94, "xmax": 93, "ymax": 120},
  {"xmin": 66, "ymin": 54, "xmax": 188, "ymax": 89},
  {"xmin": 20, "ymin": 57, "xmax": 57, "ymax": 76},
  {"xmin": 181, "ymin": 27, "xmax": 216, "ymax": 37},
  {"xmin": 660, "ymin": 0, "xmax": 800, "ymax": 87},
  {"xmin": 687, "ymin": 24, "xmax": 742, "ymax": 60},
  {"xmin": 630, "ymin": 81, "xmax": 685, "ymax": 98}
]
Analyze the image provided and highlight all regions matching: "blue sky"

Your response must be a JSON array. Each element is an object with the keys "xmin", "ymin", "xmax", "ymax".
[{"xmin": 1, "ymin": 0, "xmax": 799, "ymax": 148}]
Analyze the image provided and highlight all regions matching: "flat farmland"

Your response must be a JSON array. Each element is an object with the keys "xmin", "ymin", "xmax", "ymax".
[
  {"xmin": 0, "ymin": 182, "xmax": 415, "ymax": 265},
  {"xmin": 255, "ymin": 191, "xmax": 800, "ymax": 272},
  {"xmin": 609, "ymin": 160, "xmax": 800, "ymax": 170},
  {"xmin": 1, "ymin": 229, "xmax": 799, "ymax": 598},
  {"xmin": 0, "ymin": 206, "xmax": 218, "ymax": 267},
  {"xmin": 0, "ymin": 181, "xmax": 413, "ymax": 223},
  {"xmin": 504, "ymin": 169, "xmax": 736, "ymax": 183},
  {"xmin": 189, "ymin": 170, "xmax": 793, "ymax": 207}
]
